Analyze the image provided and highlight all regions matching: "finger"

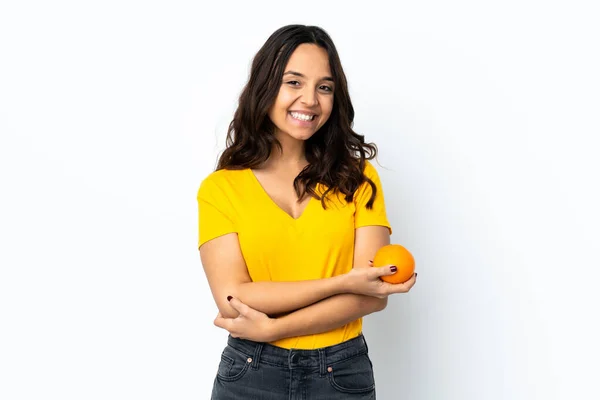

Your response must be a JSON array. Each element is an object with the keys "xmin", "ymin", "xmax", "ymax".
[
  {"xmin": 369, "ymin": 264, "xmax": 398, "ymax": 278},
  {"xmin": 400, "ymin": 273, "xmax": 417, "ymax": 288},
  {"xmin": 386, "ymin": 273, "xmax": 417, "ymax": 293},
  {"xmin": 403, "ymin": 273, "xmax": 417, "ymax": 289},
  {"xmin": 214, "ymin": 314, "xmax": 243, "ymax": 338},
  {"xmin": 227, "ymin": 296, "xmax": 252, "ymax": 316},
  {"xmin": 384, "ymin": 283, "xmax": 409, "ymax": 294},
  {"xmin": 406, "ymin": 272, "xmax": 417, "ymax": 284},
  {"xmin": 213, "ymin": 314, "xmax": 231, "ymax": 331}
]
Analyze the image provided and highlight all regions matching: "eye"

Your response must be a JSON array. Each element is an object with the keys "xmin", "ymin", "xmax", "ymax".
[
  {"xmin": 320, "ymin": 85, "xmax": 333, "ymax": 92},
  {"xmin": 286, "ymin": 80, "xmax": 301, "ymax": 86}
]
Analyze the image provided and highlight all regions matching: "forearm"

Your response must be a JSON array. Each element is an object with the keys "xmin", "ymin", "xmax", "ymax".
[
  {"xmin": 226, "ymin": 275, "xmax": 348, "ymax": 317},
  {"xmin": 269, "ymin": 293, "xmax": 387, "ymax": 341}
]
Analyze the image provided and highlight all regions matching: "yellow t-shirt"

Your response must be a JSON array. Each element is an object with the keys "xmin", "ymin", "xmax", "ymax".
[{"xmin": 197, "ymin": 160, "xmax": 391, "ymax": 349}]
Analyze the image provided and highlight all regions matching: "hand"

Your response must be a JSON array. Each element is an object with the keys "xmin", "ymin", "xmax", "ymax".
[
  {"xmin": 344, "ymin": 262, "xmax": 418, "ymax": 299},
  {"xmin": 213, "ymin": 297, "xmax": 278, "ymax": 342}
]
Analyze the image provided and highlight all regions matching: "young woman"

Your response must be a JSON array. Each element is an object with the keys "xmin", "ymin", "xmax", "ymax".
[{"xmin": 197, "ymin": 24, "xmax": 417, "ymax": 399}]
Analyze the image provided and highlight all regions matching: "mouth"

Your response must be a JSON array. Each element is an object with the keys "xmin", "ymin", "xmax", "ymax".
[{"xmin": 289, "ymin": 111, "xmax": 317, "ymax": 122}]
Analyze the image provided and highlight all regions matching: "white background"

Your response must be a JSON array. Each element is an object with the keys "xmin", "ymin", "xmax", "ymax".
[{"xmin": 1, "ymin": 1, "xmax": 599, "ymax": 399}]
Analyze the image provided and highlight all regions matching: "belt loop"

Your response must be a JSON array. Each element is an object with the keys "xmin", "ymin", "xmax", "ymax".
[
  {"xmin": 251, "ymin": 342, "xmax": 264, "ymax": 370},
  {"xmin": 318, "ymin": 348, "xmax": 326, "ymax": 377}
]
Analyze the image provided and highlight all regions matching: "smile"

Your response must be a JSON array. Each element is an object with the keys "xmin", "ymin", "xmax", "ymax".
[{"xmin": 289, "ymin": 111, "xmax": 316, "ymax": 121}]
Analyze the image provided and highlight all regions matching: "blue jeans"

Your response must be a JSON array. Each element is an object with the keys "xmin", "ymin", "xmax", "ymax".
[{"xmin": 211, "ymin": 334, "xmax": 376, "ymax": 399}]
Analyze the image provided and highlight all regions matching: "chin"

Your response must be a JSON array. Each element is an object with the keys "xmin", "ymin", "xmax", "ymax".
[
  {"xmin": 291, "ymin": 130, "xmax": 318, "ymax": 141},
  {"xmin": 277, "ymin": 127, "xmax": 317, "ymax": 142}
]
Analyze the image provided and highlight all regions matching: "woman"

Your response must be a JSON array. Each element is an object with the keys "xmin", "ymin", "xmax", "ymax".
[{"xmin": 197, "ymin": 24, "xmax": 417, "ymax": 399}]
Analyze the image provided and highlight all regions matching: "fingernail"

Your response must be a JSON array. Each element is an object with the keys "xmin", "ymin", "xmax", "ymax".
[
  {"xmin": 415, "ymin": 273, "xmax": 418, "ymax": 278},
  {"xmin": 369, "ymin": 260, "xmax": 373, "ymax": 263},
  {"xmin": 227, "ymin": 296, "xmax": 232, "ymax": 302},
  {"xmin": 390, "ymin": 266, "xmax": 397, "ymax": 272}
]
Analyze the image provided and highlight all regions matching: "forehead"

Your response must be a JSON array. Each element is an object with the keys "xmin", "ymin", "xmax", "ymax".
[{"xmin": 285, "ymin": 44, "xmax": 331, "ymax": 77}]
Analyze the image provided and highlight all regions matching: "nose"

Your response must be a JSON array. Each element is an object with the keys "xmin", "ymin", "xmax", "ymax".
[{"xmin": 300, "ymin": 87, "xmax": 318, "ymax": 107}]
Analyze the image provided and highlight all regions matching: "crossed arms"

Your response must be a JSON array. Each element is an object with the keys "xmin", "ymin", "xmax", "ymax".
[{"xmin": 199, "ymin": 225, "xmax": 416, "ymax": 342}]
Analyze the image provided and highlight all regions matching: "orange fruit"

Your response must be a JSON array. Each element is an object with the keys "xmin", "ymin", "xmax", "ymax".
[{"xmin": 373, "ymin": 244, "xmax": 415, "ymax": 284}]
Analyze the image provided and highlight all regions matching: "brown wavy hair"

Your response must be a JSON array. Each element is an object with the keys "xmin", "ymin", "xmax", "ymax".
[{"xmin": 216, "ymin": 24, "xmax": 379, "ymax": 209}]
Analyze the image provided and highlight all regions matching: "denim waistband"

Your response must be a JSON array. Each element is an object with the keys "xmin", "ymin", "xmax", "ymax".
[{"xmin": 226, "ymin": 334, "xmax": 368, "ymax": 373}]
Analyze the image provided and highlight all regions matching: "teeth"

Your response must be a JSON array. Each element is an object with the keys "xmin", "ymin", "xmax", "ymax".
[{"xmin": 291, "ymin": 112, "xmax": 314, "ymax": 121}]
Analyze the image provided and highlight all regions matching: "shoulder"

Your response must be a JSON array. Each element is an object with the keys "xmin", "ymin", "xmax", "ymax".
[
  {"xmin": 201, "ymin": 168, "xmax": 246, "ymax": 185},
  {"xmin": 197, "ymin": 168, "xmax": 249, "ymax": 199},
  {"xmin": 353, "ymin": 159, "xmax": 386, "ymax": 198},
  {"xmin": 363, "ymin": 160, "xmax": 379, "ymax": 177},
  {"xmin": 361, "ymin": 160, "xmax": 384, "ymax": 184}
]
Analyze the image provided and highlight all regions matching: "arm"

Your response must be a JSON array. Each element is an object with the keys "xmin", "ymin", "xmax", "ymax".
[
  {"xmin": 268, "ymin": 225, "xmax": 391, "ymax": 340},
  {"xmin": 199, "ymin": 162, "xmax": 407, "ymax": 322},
  {"xmin": 200, "ymin": 233, "xmax": 348, "ymax": 318},
  {"xmin": 214, "ymin": 226, "xmax": 417, "ymax": 342},
  {"xmin": 200, "ymin": 231, "xmax": 402, "ymax": 319},
  {"xmin": 271, "ymin": 293, "xmax": 386, "ymax": 340}
]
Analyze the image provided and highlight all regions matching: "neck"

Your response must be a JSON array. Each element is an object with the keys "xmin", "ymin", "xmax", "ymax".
[{"xmin": 265, "ymin": 131, "xmax": 307, "ymax": 169}]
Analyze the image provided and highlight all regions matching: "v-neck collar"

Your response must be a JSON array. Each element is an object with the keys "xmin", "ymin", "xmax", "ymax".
[{"xmin": 247, "ymin": 168, "xmax": 315, "ymax": 221}]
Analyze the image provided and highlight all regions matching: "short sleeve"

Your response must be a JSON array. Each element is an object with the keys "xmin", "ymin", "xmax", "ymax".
[
  {"xmin": 354, "ymin": 161, "xmax": 392, "ymax": 234},
  {"xmin": 197, "ymin": 177, "xmax": 237, "ymax": 248}
]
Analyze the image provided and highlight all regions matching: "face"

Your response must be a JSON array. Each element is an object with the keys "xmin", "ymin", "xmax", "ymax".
[{"xmin": 268, "ymin": 43, "xmax": 334, "ymax": 142}]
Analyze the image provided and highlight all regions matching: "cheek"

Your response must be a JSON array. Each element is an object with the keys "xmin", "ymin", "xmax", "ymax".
[
  {"xmin": 275, "ymin": 90, "xmax": 296, "ymax": 110},
  {"xmin": 269, "ymin": 98, "xmax": 287, "ymax": 122},
  {"xmin": 321, "ymin": 98, "xmax": 334, "ymax": 120}
]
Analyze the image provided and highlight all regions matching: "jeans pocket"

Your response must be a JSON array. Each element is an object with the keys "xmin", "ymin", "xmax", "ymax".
[
  {"xmin": 216, "ymin": 345, "xmax": 252, "ymax": 382},
  {"xmin": 327, "ymin": 353, "xmax": 376, "ymax": 394}
]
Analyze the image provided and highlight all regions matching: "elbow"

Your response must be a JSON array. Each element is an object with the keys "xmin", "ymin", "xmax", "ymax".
[
  {"xmin": 214, "ymin": 286, "xmax": 243, "ymax": 319},
  {"xmin": 359, "ymin": 295, "xmax": 387, "ymax": 314},
  {"xmin": 374, "ymin": 297, "xmax": 388, "ymax": 312}
]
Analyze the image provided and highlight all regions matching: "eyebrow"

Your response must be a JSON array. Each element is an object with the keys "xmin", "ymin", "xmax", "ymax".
[{"xmin": 283, "ymin": 70, "xmax": 334, "ymax": 82}]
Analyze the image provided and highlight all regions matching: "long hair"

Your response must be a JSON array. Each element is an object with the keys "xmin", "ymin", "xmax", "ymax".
[{"xmin": 216, "ymin": 24, "xmax": 379, "ymax": 209}]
